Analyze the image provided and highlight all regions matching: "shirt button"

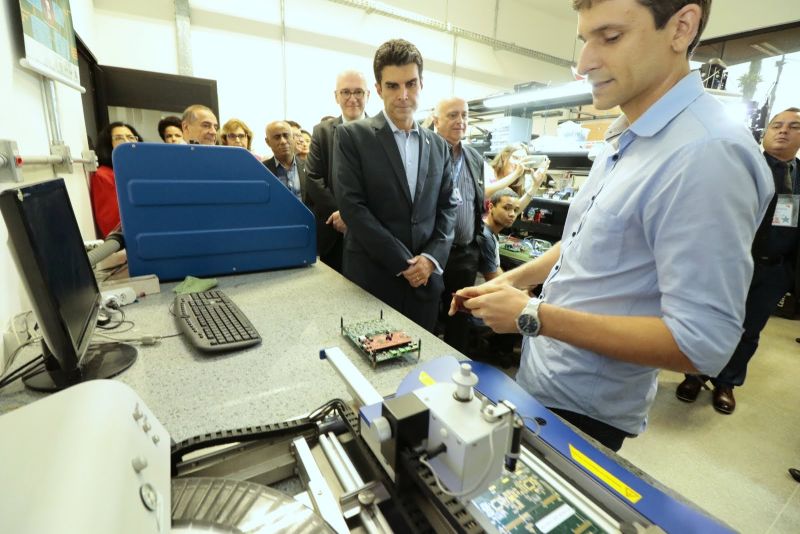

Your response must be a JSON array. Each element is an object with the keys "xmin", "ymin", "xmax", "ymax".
[
  {"xmin": 612, "ymin": 155, "xmax": 619, "ymax": 161},
  {"xmin": 571, "ymin": 232, "xmax": 576, "ymax": 237},
  {"xmin": 591, "ymin": 196, "xmax": 596, "ymax": 201},
  {"xmin": 554, "ymin": 265, "xmax": 559, "ymax": 271}
]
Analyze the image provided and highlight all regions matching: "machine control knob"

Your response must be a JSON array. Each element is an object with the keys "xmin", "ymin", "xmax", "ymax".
[
  {"xmin": 358, "ymin": 489, "xmax": 376, "ymax": 506},
  {"xmin": 452, "ymin": 363, "xmax": 478, "ymax": 402},
  {"xmin": 140, "ymin": 483, "xmax": 158, "ymax": 511},
  {"xmin": 132, "ymin": 404, "xmax": 144, "ymax": 421},
  {"xmin": 131, "ymin": 456, "xmax": 148, "ymax": 473},
  {"xmin": 142, "ymin": 417, "xmax": 151, "ymax": 433},
  {"xmin": 152, "ymin": 434, "xmax": 160, "ymax": 445},
  {"xmin": 373, "ymin": 416, "xmax": 392, "ymax": 442}
]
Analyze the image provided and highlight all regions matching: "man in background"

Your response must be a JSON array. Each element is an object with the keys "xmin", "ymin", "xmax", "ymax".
[
  {"xmin": 677, "ymin": 107, "xmax": 800, "ymax": 413},
  {"xmin": 433, "ymin": 96, "xmax": 485, "ymax": 352},
  {"xmin": 158, "ymin": 116, "xmax": 185, "ymax": 144},
  {"xmin": 479, "ymin": 188, "xmax": 521, "ymax": 281},
  {"xmin": 181, "ymin": 105, "xmax": 218, "ymax": 145},
  {"xmin": 306, "ymin": 70, "xmax": 371, "ymax": 273},
  {"xmin": 263, "ymin": 120, "xmax": 308, "ymax": 203},
  {"xmin": 334, "ymin": 40, "xmax": 456, "ymax": 331}
]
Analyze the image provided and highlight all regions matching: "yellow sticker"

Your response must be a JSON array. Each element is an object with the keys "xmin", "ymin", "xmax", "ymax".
[
  {"xmin": 569, "ymin": 444, "xmax": 642, "ymax": 503},
  {"xmin": 418, "ymin": 371, "xmax": 436, "ymax": 386}
]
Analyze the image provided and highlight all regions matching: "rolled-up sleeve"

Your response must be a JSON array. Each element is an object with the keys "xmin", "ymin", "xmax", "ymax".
[{"xmin": 646, "ymin": 139, "xmax": 773, "ymax": 375}]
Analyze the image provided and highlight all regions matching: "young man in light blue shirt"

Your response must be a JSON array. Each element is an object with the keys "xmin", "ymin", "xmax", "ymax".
[{"xmin": 451, "ymin": 0, "xmax": 773, "ymax": 451}]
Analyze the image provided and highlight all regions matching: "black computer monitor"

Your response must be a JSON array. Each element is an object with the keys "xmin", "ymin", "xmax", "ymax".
[{"xmin": 0, "ymin": 178, "xmax": 136, "ymax": 392}]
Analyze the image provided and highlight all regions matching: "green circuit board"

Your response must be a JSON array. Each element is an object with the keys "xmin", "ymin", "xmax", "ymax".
[
  {"xmin": 472, "ymin": 461, "xmax": 610, "ymax": 534},
  {"xmin": 341, "ymin": 317, "xmax": 420, "ymax": 367}
]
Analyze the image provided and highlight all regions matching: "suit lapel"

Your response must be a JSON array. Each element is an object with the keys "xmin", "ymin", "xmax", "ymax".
[
  {"xmin": 414, "ymin": 129, "xmax": 431, "ymax": 206},
  {"xmin": 373, "ymin": 114, "xmax": 413, "ymax": 206}
]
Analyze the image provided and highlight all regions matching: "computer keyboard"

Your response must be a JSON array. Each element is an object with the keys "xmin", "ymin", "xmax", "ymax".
[{"xmin": 174, "ymin": 289, "xmax": 261, "ymax": 352}]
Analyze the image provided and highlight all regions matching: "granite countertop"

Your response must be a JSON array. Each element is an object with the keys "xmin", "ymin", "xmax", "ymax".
[{"xmin": 0, "ymin": 262, "xmax": 464, "ymax": 442}]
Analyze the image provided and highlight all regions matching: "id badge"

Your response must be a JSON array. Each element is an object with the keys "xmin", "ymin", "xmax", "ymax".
[
  {"xmin": 772, "ymin": 194, "xmax": 800, "ymax": 227},
  {"xmin": 452, "ymin": 186, "xmax": 464, "ymax": 206}
]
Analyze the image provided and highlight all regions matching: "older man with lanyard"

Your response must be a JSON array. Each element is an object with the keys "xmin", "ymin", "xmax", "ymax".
[{"xmin": 433, "ymin": 97, "xmax": 486, "ymax": 353}]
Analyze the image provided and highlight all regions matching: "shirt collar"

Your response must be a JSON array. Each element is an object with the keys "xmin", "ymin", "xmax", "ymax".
[
  {"xmin": 276, "ymin": 156, "xmax": 296, "ymax": 171},
  {"xmin": 627, "ymin": 70, "xmax": 704, "ymax": 138},
  {"xmin": 383, "ymin": 109, "xmax": 419, "ymax": 136},
  {"xmin": 342, "ymin": 113, "xmax": 365, "ymax": 124},
  {"xmin": 764, "ymin": 151, "xmax": 797, "ymax": 168}
]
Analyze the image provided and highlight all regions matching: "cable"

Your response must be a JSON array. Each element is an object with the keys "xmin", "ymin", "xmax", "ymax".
[
  {"xmin": 419, "ymin": 422, "xmax": 497, "ymax": 498},
  {"xmin": 1, "ymin": 335, "xmax": 41, "ymax": 375},
  {"xmin": 0, "ymin": 338, "xmax": 44, "ymax": 390},
  {"xmin": 521, "ymin": 415, "xmax": 543, "ymax": 437},
  {"xmin": 92, "ymin": 331, "xmax": 183, "ymax": 346},
  {"xmin": 98, "ymin": 260, "xmax": 129, "ymax": 283}
]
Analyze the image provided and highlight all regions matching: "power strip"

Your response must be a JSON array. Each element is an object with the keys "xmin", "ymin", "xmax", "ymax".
[{"xmin": 100, "ymin": 274, "xmax": 160, "ymax": 296}]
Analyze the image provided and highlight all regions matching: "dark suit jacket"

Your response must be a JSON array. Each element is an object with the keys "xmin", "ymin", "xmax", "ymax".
[
  {"xmin": 334, "ymin": 112, "xmax": 457, "ymax": 328},
  {"xmin": 306, "ymin": 116, "xmax": 343, "ymax": 257},
  {"xmin": 263, "ymin": 156, "xmax": 309, "ymax": 205},
  {"xmin": 460, "ymin": 143, "xmax": 486, "ymax": 245}
]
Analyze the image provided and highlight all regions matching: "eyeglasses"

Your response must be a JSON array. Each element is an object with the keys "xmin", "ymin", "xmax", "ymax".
[
  {"xmin": 338, "ymin": 89, "xmax": 366, "ymax": 99},
  {"xmin": 112, "ymin": 135, "xmax": 138, "ymax": 142},
  {"xmin": 225, "ymin": 133, "xmax": 247, "ymax": 140}
]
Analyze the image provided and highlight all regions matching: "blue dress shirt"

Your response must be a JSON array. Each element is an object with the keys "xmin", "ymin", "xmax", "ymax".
[
  {"xmin": 384, "ymin": 110, "xmax": 443, "ymax": 274},
  {"xmin": 517, "ymin": 71, "xmax": 774, "ymax": 435},
  {"xmin": 273, "ymin": 157, "xmax": 302, "ymax": 201}
]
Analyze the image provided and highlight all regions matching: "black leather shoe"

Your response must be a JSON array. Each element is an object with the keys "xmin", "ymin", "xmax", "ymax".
[
  {"xmin": 712, "ymin": 385, "xmax": 736, "ymax": 414},
  {"xmin": 676, "ymin": 375, "xmax": 708, "ymax": 403},
  {"xmin": 790, "ymin": 468, "xmax": 800, "ymax": 483}
]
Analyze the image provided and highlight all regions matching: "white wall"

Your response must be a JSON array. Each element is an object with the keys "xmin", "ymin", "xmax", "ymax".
[
  {"xmin": 88, "ymin": 0, "xmax": 579, "ymax": 155},
  {"xmin": 0, "ymin": 0, "xmax": 96, "ymax": 369}
]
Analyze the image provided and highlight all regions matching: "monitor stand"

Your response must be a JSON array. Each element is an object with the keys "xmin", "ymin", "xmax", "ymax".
[{"xmin": 23, "ymin": 342, "xmax": 138, "ymax": 392}]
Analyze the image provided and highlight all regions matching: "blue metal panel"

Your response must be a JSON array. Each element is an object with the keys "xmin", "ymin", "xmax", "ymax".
[{"xmin": 113, "ymin": 143, "xmax": 316, "ymax": 280}]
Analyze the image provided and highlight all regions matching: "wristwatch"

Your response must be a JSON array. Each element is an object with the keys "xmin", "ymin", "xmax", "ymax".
[{"xmin": 516, "ymin": 298, "xmax": 542, "ymax": 337}]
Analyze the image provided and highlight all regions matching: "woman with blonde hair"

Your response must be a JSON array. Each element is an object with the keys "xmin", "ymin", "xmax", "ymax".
[
  {"xmin": 486, "ymin": 143, "xmax": 549, "ymax": 209},
  {"xmin": 219, "ymin": 118, "xmax": 254, "ymax": 150}
]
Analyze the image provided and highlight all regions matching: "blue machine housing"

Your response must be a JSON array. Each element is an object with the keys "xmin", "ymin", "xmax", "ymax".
[{"xmin": 113, "ymin": 143, "xmax": 316, "ymax": 281}]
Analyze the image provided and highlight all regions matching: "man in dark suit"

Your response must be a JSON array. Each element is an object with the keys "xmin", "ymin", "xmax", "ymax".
[
  {"xmin": 433, "ymin": 96, "xmax": 486, "ymax": 352},
  {"xmin": 263, "ymin": 120, "xmax": 308, "ymax": 203},
  {"xmin": 334, "ymin": 39, "xmax": 457, "ymax": 331},
  {"xmin": 306, "ymin": 70, "xmax": 371, "ymax": 272}
]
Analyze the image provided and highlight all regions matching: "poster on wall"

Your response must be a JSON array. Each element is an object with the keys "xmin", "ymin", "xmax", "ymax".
[{"xmin": 18, "ymin": 0, "xmax": 84, "ymax": 91}]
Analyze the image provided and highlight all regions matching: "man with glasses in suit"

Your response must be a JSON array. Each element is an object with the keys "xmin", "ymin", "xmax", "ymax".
[{"xmin": 306, "ymin": 70, "xmax": 371, "ymax": 272}]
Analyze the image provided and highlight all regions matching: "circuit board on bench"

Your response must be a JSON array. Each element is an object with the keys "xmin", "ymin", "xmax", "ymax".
[{"xmin": 341, "ymin": 312, "xmax": 421, "ymax": 367}]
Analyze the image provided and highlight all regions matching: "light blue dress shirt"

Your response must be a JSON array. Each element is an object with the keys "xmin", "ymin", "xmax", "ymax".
[
  {"xmin": 384, "ymin": 110, "xmax": 443, "ymax": 274},
  {"xmin": 273, "ymin": 157, "xmax": 301, "ymax": 201},
  {"xmin": 516, "ymin": 71, "xmax": 774, "ymax": 435}
]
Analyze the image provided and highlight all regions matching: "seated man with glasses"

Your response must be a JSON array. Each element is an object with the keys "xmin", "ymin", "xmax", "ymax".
[
  {"xmin": 305, "ymin": 70, "xmax": 371, "ymax": 272},
  {"xmin": 181, "ymin": 104, "xmax": 219, "ymax": 145},
  {"xmin": 90, "ymin": 122, "xmax": 142, "ymax": 237}
]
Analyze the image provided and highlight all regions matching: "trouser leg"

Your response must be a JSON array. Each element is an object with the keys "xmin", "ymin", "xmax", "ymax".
[{"xmin": 714, "ymin": 262, "xmax": 791, "ymax": 388}]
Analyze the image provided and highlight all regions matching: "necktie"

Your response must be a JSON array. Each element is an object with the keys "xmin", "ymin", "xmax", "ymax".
[{"xmin": 784, "ymin": 163, "xmax": 792, "ymax": 193}]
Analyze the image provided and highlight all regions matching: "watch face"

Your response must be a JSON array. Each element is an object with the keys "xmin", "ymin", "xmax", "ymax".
[{"xmin": 518, "ymin": 313, "xmax": 539, "ymax": 335}]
